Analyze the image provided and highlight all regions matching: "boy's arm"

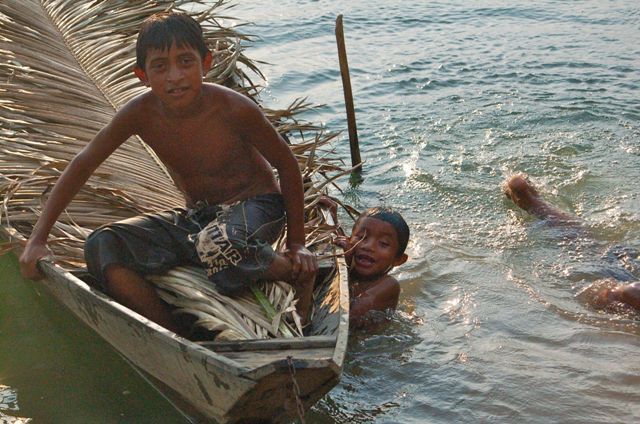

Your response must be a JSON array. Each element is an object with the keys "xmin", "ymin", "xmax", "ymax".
[
  {"xmin": 350, "ymin": 276, "xmax": 400, "ymax": 325},
  {"xmin": 236, "ymin": 100, "xmax": 317, "ymax": 282},
  {"xmin": 19, "ymin": 107, "xmax": 136, "ymax": 279}
]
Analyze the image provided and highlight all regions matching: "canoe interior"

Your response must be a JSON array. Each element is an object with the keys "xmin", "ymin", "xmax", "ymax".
[{"xmin": 32, "ymin": 253, "xmax": 349, "ymax": 424}]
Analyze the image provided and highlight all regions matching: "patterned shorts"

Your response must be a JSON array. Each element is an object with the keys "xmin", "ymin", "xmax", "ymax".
[{"xmin": 84, "ymin": 193, "xmax": 285, "ymax": 295}]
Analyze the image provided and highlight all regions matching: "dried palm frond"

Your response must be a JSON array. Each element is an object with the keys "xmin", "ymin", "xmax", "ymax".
[
  {"xmin": 0, "ymin": 0, "xmax": 348, "ymax": 339},
  {"xmin": 148, "ymin": 266, "xmax": 303, "ymax": 338}
]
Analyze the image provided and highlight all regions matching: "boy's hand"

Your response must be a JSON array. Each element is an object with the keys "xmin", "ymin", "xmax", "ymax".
[
  {"xmin": 19, "ymin": 239, "xmax": 52, "ymax": 280},
  {"xmin": 332, "ymin": 235, "xmax": 355, "ymax": 265},
  {"xmin": 333, "ymin": 235, "xmax": 349, "ymax": 250},
  {"xmin": 286, "ymin": 243, "xmax": 318, "ymax": 284}
]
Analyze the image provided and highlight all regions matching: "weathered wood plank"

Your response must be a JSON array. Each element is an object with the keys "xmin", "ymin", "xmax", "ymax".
[
  {"xmin": 219, "ymin": 347, "xmax": 335, "ymax": 370},
  {"xmin": 199, "ymin": 335, "xmax": 336, "ymax": 352}
]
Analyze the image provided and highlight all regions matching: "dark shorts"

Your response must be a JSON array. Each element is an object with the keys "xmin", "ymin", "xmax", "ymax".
[{"xmin": 84, "ymin": 193, "xmax": 285, "ymax": 296}]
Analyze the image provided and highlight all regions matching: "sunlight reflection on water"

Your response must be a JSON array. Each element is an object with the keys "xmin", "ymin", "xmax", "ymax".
[{"xmin": 2, "ymin": 0, "xmax": 639, "ymax": 422}]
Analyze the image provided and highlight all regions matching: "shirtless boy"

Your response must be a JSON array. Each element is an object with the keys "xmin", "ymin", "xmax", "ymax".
[
  {"xmin": 334, "ymin": 207, "xmax": 409, "ymax": 326},
  {"xmin": 503, "ymin": 173, "xmax": 640, "ymax": 313},
  {"xmin": 18, "ymin": 12, "xmax": 317, "ymax": 333}
]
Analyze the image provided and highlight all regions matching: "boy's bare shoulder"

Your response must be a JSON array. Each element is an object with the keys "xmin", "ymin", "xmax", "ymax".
[
  {"xmin": 350, "ymin": 274, "xmax": 400, "ymax": 324},
  {"xmin": 92, "ymin": 92, "xmax": 157, "ymax": 140},
  {"xmin": 202, "ymin": 83, "xmax": 256, "ymax": 110},
  {"xmin": 202, "ymin": 82, "xmax": 240, "ymax": 96},
  {"xmin": 377, "ymin": 275, "xmax": 400, "ymax": 294},
  {"xmin": 353, "ymin": 274, "xmax": 400, "ymax": 297},
  {"xmin": 120, "ymin": 84, "xmax": 257, "ymax": 122},
  {"xmin": 372, "ymin": 275, "xmax": 400, "ymax": 311}
]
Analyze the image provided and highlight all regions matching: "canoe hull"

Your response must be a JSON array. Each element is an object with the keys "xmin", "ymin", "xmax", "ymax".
[{"xmin": 35, "ymin": 258, "xmax": 349, "ymax": 423}]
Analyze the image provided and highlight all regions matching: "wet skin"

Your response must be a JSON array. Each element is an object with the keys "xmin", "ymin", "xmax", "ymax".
[
  {"xmin": 342, "ymin": 217, "xmax": 408, "ymax": 324},
  {"xmin": 503, "ymin": 174, "xmax": 575, "ymax": 222},
  {"xmin": 503, "ymin": 174, "xmax": 639, "ymax": 313}
]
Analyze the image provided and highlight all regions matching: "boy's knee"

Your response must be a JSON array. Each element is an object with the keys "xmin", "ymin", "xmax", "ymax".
[
  {"xmin": 211, "ymin": 278, "xmax": 247, "ymax": 297},
  {"xmin": 214, "ymin": 283, "xmax": 246, "ymax": 297}
]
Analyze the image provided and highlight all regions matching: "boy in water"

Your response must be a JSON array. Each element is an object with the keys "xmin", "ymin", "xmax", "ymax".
[
  {"xmin": 19, "ymin": 12, "xmax": 317, "ymax": 334},
  {"xmin": 503, "ymin": 173, "xmax": 640, "ymax": 313},
  {"xmin": 332, "ymin": 206, "xmax": 409, "ymax": 326}
]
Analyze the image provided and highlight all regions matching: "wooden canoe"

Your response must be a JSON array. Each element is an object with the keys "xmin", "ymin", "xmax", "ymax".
[{"xmin": 34, "ymin": 254, "xmax": 349, "ymax": 423}]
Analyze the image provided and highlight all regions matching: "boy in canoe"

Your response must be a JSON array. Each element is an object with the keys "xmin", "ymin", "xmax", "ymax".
[
  {"xmin": 19, "ymin": 12, "xmax": 317, "ymax": 334},
  {"xmin": 322, "ymin": 199, "xmax": 409, "ymax": 326},
  {"xmin": 503, "ymin": 173, "xmax": 640, "ymax": 313}
]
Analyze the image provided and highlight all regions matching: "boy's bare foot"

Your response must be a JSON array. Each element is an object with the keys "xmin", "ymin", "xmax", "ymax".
[
  {"xmin": 503, "ymin": 174, "xmax": 542, "ymax": 212},
  {"xmin": 292, "ymin": 275, "xmax": 315, "ymax": 326},
  {"xmin": 503, "ymin": 174, "xmax": 576, "ymax": 222}
]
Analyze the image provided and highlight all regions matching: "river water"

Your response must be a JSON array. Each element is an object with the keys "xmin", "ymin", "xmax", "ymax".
[{"xmin": 2, "ymin": 0, "xmax": 639, "ymax": 422}]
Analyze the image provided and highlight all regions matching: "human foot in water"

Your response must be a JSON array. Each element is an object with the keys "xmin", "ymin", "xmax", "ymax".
[
  {"xmin": 504, "ymin": 174, "xmax": 640, "ymax": 313},
  {"xmin": 503, "ymin": 174, "xmax": 576, "ymax": 222}
]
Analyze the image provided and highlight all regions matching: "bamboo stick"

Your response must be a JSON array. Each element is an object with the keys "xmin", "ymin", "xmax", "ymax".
[{"xmin": 335, "ymin": 14, "xmax": 362, "ymax": 171}]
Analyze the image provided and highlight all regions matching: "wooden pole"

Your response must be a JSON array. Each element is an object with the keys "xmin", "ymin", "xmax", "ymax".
[{"xmin": 335, "ymin": 14, "xmax": 362, "ymax": 170}]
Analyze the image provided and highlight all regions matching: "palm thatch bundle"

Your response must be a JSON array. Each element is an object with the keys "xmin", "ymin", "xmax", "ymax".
[{"xmin": 0, "ymin": 0, "xmax": 351, "ymax": 339}]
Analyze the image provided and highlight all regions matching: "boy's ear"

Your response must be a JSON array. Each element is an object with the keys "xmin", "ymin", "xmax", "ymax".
[
  {"xmin": 202, "ymin": 51, "xmax": 213, "ymax": 75},
  {"xmin": 394, "ymin": 253, "xmax": 408, "ymax": 267},
  {"xmin": 133, "ymin": 66, "xmax": 150, "ymax": 87}
]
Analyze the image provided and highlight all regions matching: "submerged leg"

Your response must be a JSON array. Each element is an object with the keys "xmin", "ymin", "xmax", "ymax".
[
  {"xmin": 580, "ymin": 279, "xmax": 640, "ymax": 313},
  {"xmin": 505, "ymin": 174, "xmax": 639, "ymax": 314},
  {"xmin": 611, "ymin": 282, "xmax": 640, "ymax": 311}
]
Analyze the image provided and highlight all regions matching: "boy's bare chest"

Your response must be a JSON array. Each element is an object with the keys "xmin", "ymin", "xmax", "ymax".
[{"xmin": 141, "ymin": 117, "xmax": 247, "ymax": 173}]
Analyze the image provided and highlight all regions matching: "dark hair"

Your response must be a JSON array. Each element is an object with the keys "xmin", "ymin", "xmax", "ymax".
[
  {"xmin": 136, "ymin": 12, "xmax": 209, "ymax": 70},
  {"xmin": 356, "ymin": 207, "xmax": 410, "ymax": 257}
]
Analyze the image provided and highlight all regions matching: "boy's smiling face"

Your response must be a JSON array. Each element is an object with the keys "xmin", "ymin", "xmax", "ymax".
[
  {"xmin": 347, "ymin": 217, "xmax": 407, "ymax": 281},
  {"xmin": 134, "ymin": 42, "xmax": 212, "ymax": 115}
]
